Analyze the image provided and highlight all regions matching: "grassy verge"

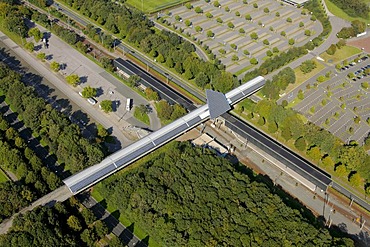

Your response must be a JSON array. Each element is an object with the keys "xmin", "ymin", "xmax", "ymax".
[
  {"xmin": 0, "ymin": 168, "xmax": 10, "ymax": 183},
  {"xmin": 324, "ymin": 0, "xmax": 370, "ymax": 24},
  {"xmin": 127, "ymin": 0, "xmax": 187, "ymax": 13},
  {"xmin": 320, "ymin": 45, "xmax": 361, "ymax": 64},
  {"xmin": 133, "ymin": 106, "xmax": 150, "ymax": 125}
]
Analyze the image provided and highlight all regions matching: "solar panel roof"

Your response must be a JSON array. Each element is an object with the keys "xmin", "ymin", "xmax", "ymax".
[{"xmin": 206, "ymin": 90, "xmax": 231, "ymax": 119}]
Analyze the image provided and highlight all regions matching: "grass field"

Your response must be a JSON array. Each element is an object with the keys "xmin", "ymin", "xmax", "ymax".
[
  {"xmin": 324, "ymin": 0, "xmax": 370, "ymax": 24},
  {"xmin": 127, "ymin": 0, "xmax": 189, "ymax": 13},
  {"xmin": 0, "ymin": 169, "xmax": 10, "ymax": 183},
  {"xmin": 320, "ymin": 45, "xmax": 361, "ymax": 64}
]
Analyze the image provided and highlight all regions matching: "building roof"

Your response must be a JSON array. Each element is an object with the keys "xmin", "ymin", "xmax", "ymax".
[{"xmin": 206, "ymin": 90, "xmax": 231, "ymax": 119}]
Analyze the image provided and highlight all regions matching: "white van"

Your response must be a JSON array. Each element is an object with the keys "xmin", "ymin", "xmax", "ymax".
[
  {"xmin": 126, "ymin": 98, "xmax": 132, "ymax": 111},
  {"xmin": 87, "ymin": 98, "xmax": 97, "ymax": 105}
]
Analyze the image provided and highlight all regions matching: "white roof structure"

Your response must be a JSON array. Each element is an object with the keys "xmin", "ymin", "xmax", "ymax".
[{"xmin": 64, "ymin": 76, "xmax": 265, "ymax": 194}]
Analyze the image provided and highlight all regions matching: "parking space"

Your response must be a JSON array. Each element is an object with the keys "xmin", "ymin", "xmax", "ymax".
[
  {"xmin": 288, "ymin": 54, "xmax": 370, "ymax": 145},
  {"xmin": 164, "ymin": 0, "xmax": 322, "ymax": 75}
]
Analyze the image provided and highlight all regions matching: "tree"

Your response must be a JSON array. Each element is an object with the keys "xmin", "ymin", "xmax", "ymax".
[
  {"xmin": 286, "ymin": 17, "xmax": 292, "ymax": 23},
  {"xmin": 280, "ymin": 31, "xmax": 286, "ymax": 37},
  {"xmin": 263, "ymin": 39, "xmax": 269, "ymax": 45},
  {"xmin": 288, "ymin": 38, "xmax": 295, "ymax": 45},
  {"xmin": 243, "ymin": 50, "xmax": 250, "ymax": 55},
  {"xmin": 322, "ymin": 156, "xmax": 334, "ymax": 169},
  {"xmin": 100, "ymin": 100, "xmax": 113, "ymax": 113},
  {"xmin": 300, "ymin": 60, "xmax": 317, "ymax": 74},
  {"xmin": 194, "ymin": 6, "xmax": 203, "ymax": 13},
  {"xmin": 268, "ymin": 121, "xmax": 278, "ymax": 133},
  {"xmin": 25, "ymin": 42, "xmax": 35, "ymax": 52},
  {"xmin": 94, "ymin": 220, "xmax": 109, "ymax": 238},
  {"xmin": 185, "ymin": 20, "xmax": 192, "ymax": 27},
  {"xmin": 349, "ymin": 172, "xmax": 362, "ymax": 187},
  {"xmin": 227, "ymin": 22, "xmax": 234, "ymax": 29},
  {"xmin": 298, "ymin": 90, "xmax": 304, "ymax": 100},
  {"xmin": 294, "ymin": 137, "xmax": 307, "ymax": 151},
  {"xmin": 157, "ymin": 100, "xmax": 173, "ymax": 120},
  {"xmin": 128, "ymin": 75, "xmax": 141, "ymax": 87},
  {"xmin": 304, "ymin": 30, "xmax": 311, "ymax": 36},
  {"xmin": 213, "ymin": 1, "xmax": 220, "ymax": 7},
  {"xmin": 307, "ymin": 146, "xmax": 322, "ymax": 161},
  {"xmin": 273, "ymin": 47, "xmax": 279, "ymax": 53},
  {"xmin": 195, "ymin": 72, "xmax": 209, "ymax": 88},
  {"xmin": 216, "ymin": 17, "xmax": 223, "ymax": 23},
  {"xmin": 253, "ymin": 2, "xmax": 258, "ymax": 8},
  {"xmin": 195, "ymin": 26, "xmax": 202, "ymax": 32},
  {"xmin": 276, "ymin": 12, "xmax": 280, "ymax": 17},
  {"xmin": 145, "ymin": 87, "xmax": 160, "ymax": 101},
  {"xmin": 250, "ymin": 57, "xmax": 258, "ymax": 65},
  {"xmin": 232, "ymin": 55, "xmax": 239, "ymax": 61},
  {"xmin": 235, "ymin": 11, "xmax": 240, "ymax": 17},
  {"xmin": 67, "ymin": 215, "xmax": 82, "ymax": 231},
  {"xmin": 81, "ymin": 86, "xmax": 97, "ymax": 98},
  {"xmin": 238, "ymin": 28, "xmax": 245, "ymax": 34},
  {"xmin": 335, "ymin": 164, "xmax": 348, "ymax": 177},
  {"xmin": 206, "ymin": 12, "xmax": 213, "ymax": 18},
  {"xmin": 36, "ymin": 52, "xmax": 46, "ymax": 61},
  {"xmin": 65, "ymin": 74, "xmax": 80, "ymax": 87},
  {"xmin": 97, "ymin": 124, "xmax": 109, "ymax": 138},
  {"xmin": 245, "ymin": 14, "xmax": 252, "ymax": 21},
  {"xmin": 326, "ymin": 44, "xmax": 337, "ymax": 55},
  {"xmin": 225, "ymin": 6, "xmax": 230, "ymax": 12},
  {"xmin": 250, "ymin": 32, "xmax": 258, "ymax": 40},
  {"xmin": 206, "ymin": 30, "xmax": 214, "ymax": 38},
  {"xmin": 50, "ymin": 61, "xmax": 60, "ymax": 72},
  {"xmin": 264, "ymin": 7, "xmax": 269, "ymax": 13},
  {"xmin": 299, "ymin": 22, "xmax": 304, "ymax": 27},
  {"xmin": 28, "ymin": 27, "xmax": 42, "ymax": 42},
  {"xmin": 185, "ymin": 2, "xmax": 192, "ymax": 9},
  {"xmin": 266, "ymin": 50, "xmax": 273, "ymax": 57}
]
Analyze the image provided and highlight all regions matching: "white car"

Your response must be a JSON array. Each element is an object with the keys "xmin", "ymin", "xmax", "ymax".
[{"xmin": 87, "ymin": 98, "xmax": 97, "ymax": 105}]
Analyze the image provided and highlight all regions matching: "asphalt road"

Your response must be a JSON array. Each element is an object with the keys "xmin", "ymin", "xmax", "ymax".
[{"xmin": 117, "ymin": 59, "xmax": 195, "ymax": 110}]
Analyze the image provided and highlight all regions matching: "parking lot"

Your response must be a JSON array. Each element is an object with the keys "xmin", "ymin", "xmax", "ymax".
[
  {"xmin": 165, "ymin": 0, "xmax": 322, "ymax": 74},
  {"xmin": 281, "ymin": 54, "xmax": 370, "ymax": 145}
]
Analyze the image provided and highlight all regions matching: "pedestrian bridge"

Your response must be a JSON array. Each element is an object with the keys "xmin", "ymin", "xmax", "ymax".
[{"xmin": 64, "ymin": 76, "xmax": 265, "ymax": 194}]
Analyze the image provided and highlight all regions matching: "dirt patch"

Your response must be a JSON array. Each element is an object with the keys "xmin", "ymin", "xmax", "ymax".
[{"xmin": 348, "ymin": 37, "xmax": 369, "ymax": 53}]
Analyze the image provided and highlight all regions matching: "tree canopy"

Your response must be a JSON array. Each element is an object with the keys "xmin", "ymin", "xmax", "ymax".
[{"xmin": 96, "ymin": 142, "xmax": 353, "ymax": 246}]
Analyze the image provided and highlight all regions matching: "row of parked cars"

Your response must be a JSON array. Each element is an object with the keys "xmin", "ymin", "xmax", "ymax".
[{"xmin": 339, "ymin": 55, "xmax": 369, "ymax": 72}]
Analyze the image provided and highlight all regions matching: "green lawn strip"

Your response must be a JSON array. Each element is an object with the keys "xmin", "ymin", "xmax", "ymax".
[
  {"xmin": 320, "ymin": 45, "xmax": 361, "ymax": 64},
  {"xmin": 127, "ymin": 0, "xmax": 186, "ymax": 13},
  {"xmin": 324, "ymin": 0, "xmax": 370, "ymax": 24},
  {"xmin": 235, "ymin": 64, "xmax": 255, "ymax": 76},
  {"xmin": 133, "ymin": 106, "xmax": 150, "ymax": 125},
  {"xmin": 0, "ymin": 168, "xmax": 10, "ymax": 183}
]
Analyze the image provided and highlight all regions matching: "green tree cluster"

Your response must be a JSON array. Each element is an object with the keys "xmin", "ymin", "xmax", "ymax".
[
  {"xmin": 0, "ymin": 65, "xmax": 104, "ymax": 173},
  {"xmin": 0, "ymin": 200, "xmax": 116, "ymax": 246},
  {"xmin": 96, "ymin": 142, "xmax": 353, "ymax": 246},
  {"xmin": 156, "ymin": 100, "xmax": 186, "ymax": 122},
  {"xmin": 59, "ymin": 0, "xmax": 236, "ymax": 92},
  {"xmin": 330, "ymin": 0, "xmax": 369, "ymax": 18},
  {"xmin": 260, "ymin": 67, "xmax": 296, "ymax": 100},
  {"xmin": 300, "ymin": 60, "xmax": 317, "ymax": 74}
]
